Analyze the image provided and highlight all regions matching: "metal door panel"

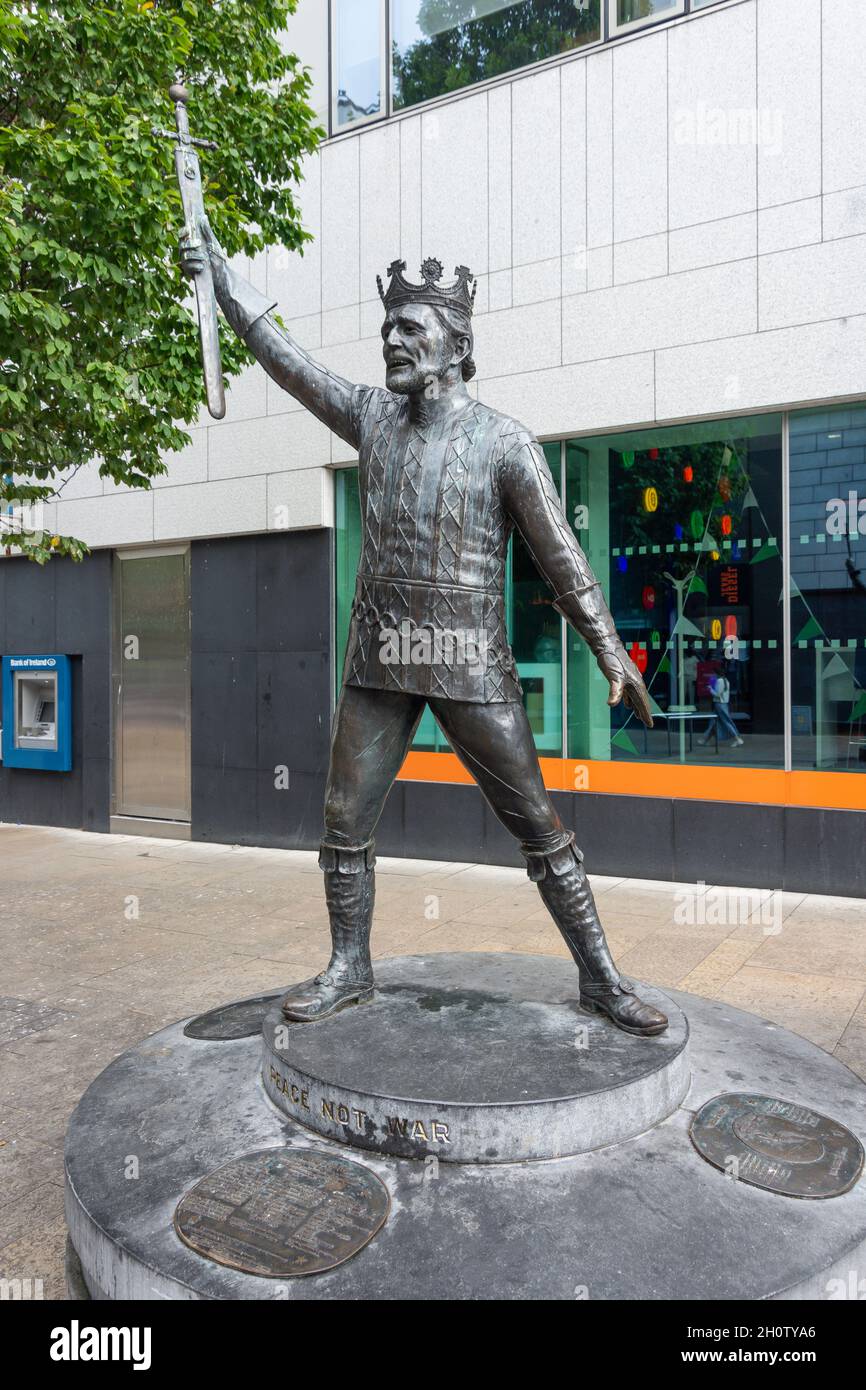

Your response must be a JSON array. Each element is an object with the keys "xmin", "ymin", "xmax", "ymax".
[{"xmin": 113, "ymin": 550, "xmax": 190, "ymax": 821}]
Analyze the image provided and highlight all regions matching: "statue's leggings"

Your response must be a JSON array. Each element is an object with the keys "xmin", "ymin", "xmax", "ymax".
[{"xmin": 323, "ymin": 683, "xmax": 573, "ymax": 859}]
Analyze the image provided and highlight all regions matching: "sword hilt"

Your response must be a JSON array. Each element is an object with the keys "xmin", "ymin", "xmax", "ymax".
[
  {"xmin": 152, "ymin": 83, "xmax": 218, "ymax": 149},
  {"xmin": 151, "ymin": 127, "xmax": 218, "ymax": 151}
]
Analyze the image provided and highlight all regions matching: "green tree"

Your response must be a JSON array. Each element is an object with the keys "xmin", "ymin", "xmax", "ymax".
[{"xmin": 0, "ymin": 0, "xmax": 322, "ymax": 562}]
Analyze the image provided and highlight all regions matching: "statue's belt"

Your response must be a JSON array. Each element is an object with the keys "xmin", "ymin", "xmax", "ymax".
[{"xmin": 351, "ymin": 575, "xmax": 506, "ymax": 636}]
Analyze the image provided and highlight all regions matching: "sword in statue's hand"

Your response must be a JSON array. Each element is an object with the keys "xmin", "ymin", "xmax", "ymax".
[{"xmin": 153, "ymin": 82, "xmax": 226, "ymax": 420}]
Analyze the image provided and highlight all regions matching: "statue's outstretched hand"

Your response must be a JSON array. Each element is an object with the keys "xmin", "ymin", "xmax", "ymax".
[
  {"xmin": 179, "ymin": 215, "xmax": 224, "ymax": 279},
  {"xmin": 597, "ymin": 646, "xmax": 654, "ymax": 729}
]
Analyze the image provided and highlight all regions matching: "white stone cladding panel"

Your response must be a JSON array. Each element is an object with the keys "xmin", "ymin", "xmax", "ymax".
[
  {"xmin": 322, "ymin": 304, "xmax": 360, "ymax": 347},
  {"xmin": 585, "ymin": 49, "xmax": 613, "ymax": 250},
  {"xmin": 668, "ymin": 213, "xmax": 756, "ymax": 275},
  {"xmin": 667, "ymin": 2, "xmax": 757, "ymax": 229},
  {"xmin": 513, "ymin": 257, "xmax": 561, "ymax": 306},
  {"xmin": 399, "ymin": 116, "xmax": 422, "ymax": 272},
  {"xmin": 512, "ymin": 68, "xmax": 561, "ymax": 268},
  {"xmin": 266, "ymin": 153, "xmax": 321, "ymax": 321},
  {"xmin": 822, "ymin": 0, "xmax": 866, "ymax": 195},
  {"xmin": 758, "ymin": 199, "xmax": 822, "ymax": 256},
  {"xmin": 612, "ymin": 30, "xmax": 668, "ymax": 245},
  {"xmin": 488, "ymin": 85, "xmax": 513, "ymax": 274},
  {"xmin": 54, "ymin": 460, "xmax": 103, "ymax": 501},
  {"xmin": 208, "ymin": 413, "xmax": 331, "ymax": 480},
  {"xmin": 151, "ymin": 431, "xmax": 209, "ymax": 490},
  {"xmin": 614, "ymin": 232, "xmax": 669, "ymax": 286},
  {"xmin": 267, "ymin": 466, "xmax": 334, "ymax": 532},
  {"xmin": 563, "ymin": 259, "xmax": 757, "ymax": 364},
  {"xmin": 321, "ymin": 138, "xmax": 360, "ymax": 311},
  {"xmin": 55, "ymin": 491, "xmax": 154, "ymax": 548},
  {"xmin": 422, "ymin": 93, "xmax": 488, "ymax": 275},
  {"xmin": 480, "ymin": 354, "xmax": 656, "ymax": 439},
  {"xmin": 560, "ymin": 57, "xmax": 587, "ymax": 294},
  {"xmin": 360, "ymin": 122, "xmax": 401, "ymax": 289},
  {"xmin": 656, "ymin": 317, "xmax": 866, "ymax": 422},
  {"xmin": 473, "ymin": 298, "xmax": 562, "ymax": 379},
  {"xmin": 756, "ymin": 0, "xmax": 822, "ymax": 210},
  {"xmin": 823, "ymin": 188, "xmax": 866, "ymax": 244},
  {"xmin": 759, "ymin": 236, "xmax": 866, "ymax": 333},
  {"xmin": 154, "ymin": 477, "xmax": 267, "ymax": 541},
  {"xmin": 209, "ymin": 364, "xmax": 268, "ymax": 427}
]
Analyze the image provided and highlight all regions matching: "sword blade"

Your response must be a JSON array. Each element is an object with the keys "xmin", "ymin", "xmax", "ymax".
[
  {"xmin": 173, "ymin": 137, "xmax": 225, "ymax": 420},
  {"xmin": 193, "ymin": 257, "xmax": 226, "ymax": 420}
]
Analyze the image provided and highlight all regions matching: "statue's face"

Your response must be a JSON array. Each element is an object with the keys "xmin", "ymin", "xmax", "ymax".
[{"xmin": 381, "ymin": 302, "xmax": 456, "ymax": 394}]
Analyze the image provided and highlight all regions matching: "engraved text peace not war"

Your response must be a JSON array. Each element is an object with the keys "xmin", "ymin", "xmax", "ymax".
[{"xmin": 268, "ymin": 1064, "xmax": 452, "ymax": 1146}]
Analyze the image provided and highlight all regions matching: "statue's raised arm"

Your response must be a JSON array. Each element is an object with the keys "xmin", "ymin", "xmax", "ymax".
[{"xmin": 180, "ymin": 216, "xmax": 361, "ymax": 447}]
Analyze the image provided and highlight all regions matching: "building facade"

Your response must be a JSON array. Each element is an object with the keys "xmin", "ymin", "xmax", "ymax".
[{"xmin": 2, "ymin": 0, "xmax": 866, "ymax": 894}]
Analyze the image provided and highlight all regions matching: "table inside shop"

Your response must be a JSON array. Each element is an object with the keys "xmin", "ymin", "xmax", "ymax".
[{"xmin": 641, "ymin": 711, "xmax": 718, "ymax": 758}]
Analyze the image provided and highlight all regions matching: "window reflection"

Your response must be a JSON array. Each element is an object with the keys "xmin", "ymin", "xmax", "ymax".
[
  {"xmin": 565, "ymin": 417, "xmax": 785, "ymax": 767},
  {"xmin": 391, "ymin": 0, "xmax": 601, "ymax": 113},
  {"xmin": 334, "ymin": 0, "xmax": 383, "ymax": 128},
  {"xmin": 507, "ymin": 441, "xmax": 563, "ymax": 753},
  {"xmin": 790, "ymin": 406, "xmax": 866, "ymax": 773},
  {"xmin": 336, "ymin": 409, "xmax": 859, "ymax": 776},
  {"xmin": 615, "ymin": 0, "xmax": 683, "ymax": 28}
]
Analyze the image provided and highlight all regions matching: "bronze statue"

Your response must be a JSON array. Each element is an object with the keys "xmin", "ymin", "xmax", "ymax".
[{"xmin": 182, "ymin": 225, "xmax": 667, "ymax": 1038}]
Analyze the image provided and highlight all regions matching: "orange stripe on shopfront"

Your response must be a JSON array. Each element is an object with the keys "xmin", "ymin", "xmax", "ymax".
[{"xmin": 397, "ymin": 752, "xmax": 866, "ymax": 811}]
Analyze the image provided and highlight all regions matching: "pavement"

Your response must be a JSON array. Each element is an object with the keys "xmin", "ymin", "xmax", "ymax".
[{"xmin": 2, "ymin": 821, "xmax": 866, "ymax": 1298}]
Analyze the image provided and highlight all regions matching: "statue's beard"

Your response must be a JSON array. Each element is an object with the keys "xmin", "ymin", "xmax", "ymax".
[
  {"xmin": 385, "ymin": 363, "xmax": 429, "ymax": 395},
  {"xmin": 385, "ymin": 347, "xmax": 452, "ymax": 397}
]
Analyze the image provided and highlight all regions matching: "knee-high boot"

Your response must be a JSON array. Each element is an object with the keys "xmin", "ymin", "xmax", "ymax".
[
  {"xmin": 280, "ymin": 842, "xmax": 376, "ymax": 1022},
  {"xmin": 524, "ymin": 838, "xmax": 668, "ymax": 1037}
]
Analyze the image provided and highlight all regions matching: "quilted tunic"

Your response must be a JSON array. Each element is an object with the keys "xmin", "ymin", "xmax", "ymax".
[{"xmin": 341, "ymin": 386, "xmax": 601, "ymax": 704}]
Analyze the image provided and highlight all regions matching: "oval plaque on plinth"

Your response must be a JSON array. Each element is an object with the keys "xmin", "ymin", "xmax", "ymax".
[
  {"xmin": 261, "ymin": 952, "xmax": 689, "ymax": 1164},
  {"xmin": 174, "ymin": 1147, "xmax": 389, "ymax": 1277},
  {"xmin": 691, "ymin": 1093, "xmax": 865, "ymax": 1198}
]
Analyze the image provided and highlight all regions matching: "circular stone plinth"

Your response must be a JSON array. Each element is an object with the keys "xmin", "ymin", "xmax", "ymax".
[
  {"xmin": 64, "ymin": 966, "xmax": 866, "ymax": 1302},
  {"xmin": 261, "ymin": 954, "xmax": 688, "ymax": 1163}
]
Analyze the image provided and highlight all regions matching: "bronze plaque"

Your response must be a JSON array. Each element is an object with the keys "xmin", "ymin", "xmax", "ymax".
[
  {"xmin": 184, "ymin": 993, "xmax": 281, "ymax": 1041},
  {"xmin": 174, "ymin": 1148, "xmax": 390, "ymax": 1277},
  {"xmin": 690, "ymin": 1093, "xmax": 864, "ymax": 1199}
]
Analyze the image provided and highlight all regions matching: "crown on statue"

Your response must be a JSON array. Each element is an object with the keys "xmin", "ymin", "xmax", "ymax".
[{"xmin": 377, "ymin": 258, "xmax": 477, "ymax": 320}]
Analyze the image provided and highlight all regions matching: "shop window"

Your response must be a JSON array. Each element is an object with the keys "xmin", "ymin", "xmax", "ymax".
[
  {"xmin": 565, "ymin": 416, "xmax": 785, "ymax": 767},
  {"xmin": 505, "ymin": 441, "xmax": 564, "ymax": 753},
  {"xmin": 789, "ymin": 405, "xmax": 866, "ymax": 774},
  {"xmin": 336, "ymin": 414, "xmax": 789, "ymax": 772}
]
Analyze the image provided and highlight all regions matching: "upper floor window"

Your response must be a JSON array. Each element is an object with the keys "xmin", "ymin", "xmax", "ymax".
[
  {"xmin": 330, "ymin": 0, "xmax": 734, "ymax": 135},
  {"xmin": 391, "ymin": 1, "xmax": 601, "ymax": 114},
  {"xmin": 610, "ymin": 0, "xmax": 684, "ymax": 38},
  {"xmin": 333, "ymin": 0, "xmax": 386, "ymax": 130}
]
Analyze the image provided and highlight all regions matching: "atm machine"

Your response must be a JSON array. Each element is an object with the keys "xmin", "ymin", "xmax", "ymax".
[{"xmin": 1, "ymin": 654, "xmax": 72, "ymax": 771}]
